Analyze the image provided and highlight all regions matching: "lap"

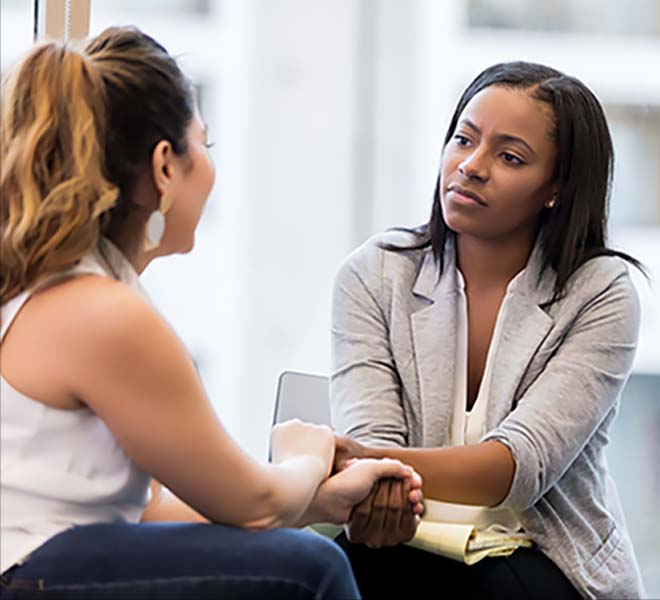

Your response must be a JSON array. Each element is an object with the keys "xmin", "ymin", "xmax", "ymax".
[
  {"xmin": 2, "ymin": 523, "xmax": 359, "ymax": 599},
  {"xmin": 334, "ymin": 531, "xmax": 581, "ymax": 600}
]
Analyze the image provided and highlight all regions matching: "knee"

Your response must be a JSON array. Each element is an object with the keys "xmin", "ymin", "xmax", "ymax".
[
  {"xmin": 276, "ymin": 529, "xmax": 358, "ymax": 597},
  {"xmin": 284, "ymin": 529, "xmax": 351, "ymax": 572}
]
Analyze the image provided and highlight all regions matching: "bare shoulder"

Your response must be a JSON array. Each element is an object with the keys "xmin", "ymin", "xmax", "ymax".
[
  {"xmin": 28, "ymin": 274, "xmax": 163, "ymax": 346},
  {"xmin": 2, "ymin": 274, "xmax": 183, "ymax": 409}
]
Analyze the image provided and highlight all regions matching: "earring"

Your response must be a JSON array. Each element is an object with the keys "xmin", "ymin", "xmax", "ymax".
[
  {"xmin": 545, "ymin": 194, "xmax": 557, "ymax": 209},
  {"xmin": 143, "ymin": 193, "xmax": 174, "ymax": 252}
]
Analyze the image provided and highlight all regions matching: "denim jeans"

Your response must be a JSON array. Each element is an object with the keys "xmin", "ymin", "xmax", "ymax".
[{"xmin": 0, "ymin": 522, "xmax": 360, "ymax": 599}]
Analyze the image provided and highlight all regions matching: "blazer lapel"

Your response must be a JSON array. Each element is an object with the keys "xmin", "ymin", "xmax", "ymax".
[
  {"xmin": 486, "ymin": 240, "xmax": 556, "ymax": 430},
  {"xmin": 409, "ymin": 238, "xmax": 557, "ymax": 444},
  {"xmin": 485, "ymin": 295, "xmax": 554, "ymax": 430},
  {"xmin": 410, "ymin": 246, "xmax": 459, "ymax": 447}
]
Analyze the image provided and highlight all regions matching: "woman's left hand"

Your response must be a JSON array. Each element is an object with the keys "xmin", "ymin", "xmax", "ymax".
[
  {"xmin": 333, "ymin": 435, "xmax": 370, "ymax": 472},
  {"xmin": 308, "ymin": 458, "xmax": 423, "ymax": 527},
  {"xmin": 345, "ymin": 477, "xmax": 424, "ymax": 548}
]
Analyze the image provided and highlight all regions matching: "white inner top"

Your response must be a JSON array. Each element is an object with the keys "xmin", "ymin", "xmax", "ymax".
[
  {"xmin": 425, "ymin": 268, "xmax": 528, "ymax": 536},
  {"xmin": 0, "ymin": 239, "xmax": 151, "ymax": 574}
]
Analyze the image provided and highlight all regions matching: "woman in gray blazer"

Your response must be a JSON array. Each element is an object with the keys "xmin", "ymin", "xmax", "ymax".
[{"xmin": 331, "ymin": 62, "xmax": 646, "ymax": 599}]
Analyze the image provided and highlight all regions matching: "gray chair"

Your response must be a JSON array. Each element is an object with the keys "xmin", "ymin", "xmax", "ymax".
[
  {"xmin": 270, "ymin": 370, "xmax": 331, "ymax": 460},
  {"xmin": 272, "ymin": 370, "xmax": 331, "ymax": 427}
]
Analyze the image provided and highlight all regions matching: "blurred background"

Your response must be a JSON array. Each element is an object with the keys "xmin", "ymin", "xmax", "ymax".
[{"xmin": 2, "ymin": 0, "xmax": 658, "ymax": 593}]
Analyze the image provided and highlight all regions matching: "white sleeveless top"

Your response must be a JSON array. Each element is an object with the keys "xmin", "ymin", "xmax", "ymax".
[
  {"xmin": 426, "ymin": 269, "xmax": 529, "ymax": 538},
  {"xmin": 0, "ymin": 239, "xmax": 151, "ymax": 574}
]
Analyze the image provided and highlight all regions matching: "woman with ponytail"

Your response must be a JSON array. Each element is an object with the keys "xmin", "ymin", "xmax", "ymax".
[{"xmin": 0, "ymin": 26, "xmax": 423, "ymax": 599}]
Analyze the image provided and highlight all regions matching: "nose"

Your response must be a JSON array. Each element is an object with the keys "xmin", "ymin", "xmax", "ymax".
[{"xmin": 458, "ymin": 148, "xmax": 489, "ymax": 182}]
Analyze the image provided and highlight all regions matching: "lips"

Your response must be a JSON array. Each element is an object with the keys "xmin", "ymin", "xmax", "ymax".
[{"xmin": 446, "ymin": 184, "xmax": 488, "ymax": 207}]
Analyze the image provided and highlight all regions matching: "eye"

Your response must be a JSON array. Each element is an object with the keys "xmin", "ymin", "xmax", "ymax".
[
  {"xmin": 454, "ymin": 134, "xmax": 471, "ymax": 147},
  {"xmin": 204, "ymin": 141, "xmax": 215, "ymax": 149},
  {"xmin": 502, "ymin": 152, "xmax": 524, "ymax": 166}
]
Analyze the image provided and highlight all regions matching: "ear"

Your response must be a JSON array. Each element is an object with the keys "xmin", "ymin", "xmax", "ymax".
[
  {"xmin": 151, "ymin": 139, "xmax": 175, "ymax": 196},
  {"xmin": 544, "ymin": 183, "xmax": 559, "ymax": 204}
]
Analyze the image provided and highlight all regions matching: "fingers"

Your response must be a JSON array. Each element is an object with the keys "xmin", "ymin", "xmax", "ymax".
[
  {"xmin": 362, "ymin": 479, "xmax": 392, "ymax": 548},
  {"xmin": 385, "ymin": 479, "xmax": 408, "ymax": 546},
  {"xmin": 359, "ymin": 457, "xmax": 416, "ymax": 482},
  {"xmin": 409, "ymin": 469, "xmax": 423, "ymax": 489},
  {"xmin": 332, "ymin": 436, "xmax": 349, "ymax": 473},
  {"xmin": 397, "ymin": 478, "xmax": 411, "ymax": 530},
  {"xmin": 382, "ymin": 480, "xmax": 404, "ymax": 546},
  {"xmin": 399, "ymin": 508, "xmax": 418, "ymax": 544},
  {"xmin": 346, "ymin": 483, "xmax": 376, "ymax": 544},
  {"xmin": 362, "ymin": 478, "xmax": 419, "ymax": 548},
  {"xmin": 340, "ymin": 458, "xmax": 359, "ymax": 471},
  {"xmin": 333, "ymin": 436, "xmax": 368, "ymax": 468},
  {"xmin": 408, "ymin": 488, "xmax": 425, "ymax": 516},
  {"xmin": 343, "ymin": 459, "xmax": 424, "ymax": 548}
]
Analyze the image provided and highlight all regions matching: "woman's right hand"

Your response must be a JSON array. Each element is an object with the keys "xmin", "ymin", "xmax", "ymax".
[{"xmin": 270, "ymin": 419, "xmax": 335, "ymax": 479}]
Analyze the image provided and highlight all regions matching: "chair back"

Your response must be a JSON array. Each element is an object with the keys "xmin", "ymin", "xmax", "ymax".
[
  {"xmin": 270, "ymin": 371, "xmax": 331, "ymax": 461},
  {"xmin": 272, "ymin": 370, "xmax": 331, "ymax": 426}
]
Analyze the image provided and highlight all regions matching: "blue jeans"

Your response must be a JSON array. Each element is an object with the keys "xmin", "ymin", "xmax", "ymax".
[{"xmin": 0, "ymin": 523, "xmax": 360, "ymax": 599}]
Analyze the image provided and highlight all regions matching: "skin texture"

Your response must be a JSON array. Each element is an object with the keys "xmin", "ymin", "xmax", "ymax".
[
  {"xmin": 1, "ymin": 106, "xmax": 423, "ymax": 530},
  {"xmin": 343, "ymin": 85, "xmax": 559, "ymax": 546}
]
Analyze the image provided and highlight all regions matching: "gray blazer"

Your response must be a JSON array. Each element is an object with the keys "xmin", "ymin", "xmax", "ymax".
[{"xmin": 330, "ymin": 230, "xmax": 645, "ymax": 599}]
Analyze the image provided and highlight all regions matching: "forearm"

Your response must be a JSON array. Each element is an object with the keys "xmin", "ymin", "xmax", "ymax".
[
  {"xmin": 294, "ymin": 495, "xmax": 330, "ymax": 529},
  {"xmin": 365, "ymin": 441, "xmax": 514, "ymax": 507},
  {"xmin": 243, "ymin": 456, "xmax": 327, "ymax": 530},
  {"xmin": 141, "ymin": 480, "xmax": 208, "ymax": 523},
  {"xmin": 292, "ymin": 481, "xmax": 340, "ymax": 529}
]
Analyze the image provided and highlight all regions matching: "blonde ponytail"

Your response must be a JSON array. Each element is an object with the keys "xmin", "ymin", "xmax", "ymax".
[{"xmin": 1, "ymin": 42, "xmax": 118, "ymax": 304}]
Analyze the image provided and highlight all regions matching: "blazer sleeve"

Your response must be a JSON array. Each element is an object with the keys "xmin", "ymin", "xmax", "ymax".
[
  {"xmin": 330, "ymin": 242, "xmax": 408, "ymax": 447},
  {"xmin": 481, "ymin": 265, "xmax": 641, "ymax": 512}
]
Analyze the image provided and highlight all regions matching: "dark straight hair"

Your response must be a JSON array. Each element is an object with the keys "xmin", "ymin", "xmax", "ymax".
[{"xmin": 384, "ymin": 61, "xmax": 645, "ymax": 300}]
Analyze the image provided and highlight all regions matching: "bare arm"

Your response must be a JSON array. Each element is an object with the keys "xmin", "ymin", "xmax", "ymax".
[
  {"xmin": 366, "ymin": 442, "xmax": 514, "ymax": 507},
  {"xmin": 15, "ymin": 276, "xmax": 332, "ymax": 529},
  {"xmin": 336, "ymin": 436, "xmax": 514, "ymax": 507},
  {"xmin": 141, "ymin": 480, "xmax": 208, "ymax": 523}
]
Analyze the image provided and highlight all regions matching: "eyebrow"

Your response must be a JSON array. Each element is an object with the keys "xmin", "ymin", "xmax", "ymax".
[{"xmin": 460, "ymin": 118, "xmax": 536, "ymax": 157}]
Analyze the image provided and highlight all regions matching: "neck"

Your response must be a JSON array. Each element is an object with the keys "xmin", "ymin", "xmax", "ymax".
[
  {"xmin": 455, "ymin": 228, "xmax": 536, "ymax": 293},
  {"xmin": 106, "ymin": 218, "xmax": 155, "ymax": 275}
]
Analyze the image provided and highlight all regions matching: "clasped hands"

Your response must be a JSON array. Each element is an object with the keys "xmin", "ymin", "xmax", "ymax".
[{"xmin": 334, "ymin": 435, "xmax": 424, "ymax": 549}]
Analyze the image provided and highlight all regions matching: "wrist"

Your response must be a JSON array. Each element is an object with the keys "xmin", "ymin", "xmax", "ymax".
[
  {"xmin": 295, "ymin": 454, "xmax": 329, "ymax": 482},
  {"xmin": 299, "ymin": 495, "xmax": 328, "ymax": 527},
  {"xmin": 296, "ymin": 485, "xmax": 335, "ymax": 528}
]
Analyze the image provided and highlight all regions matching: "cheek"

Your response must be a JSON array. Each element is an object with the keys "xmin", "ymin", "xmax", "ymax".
[
  {"xmin": 440, "ymin": 147, "xmax": 460, "ymax": 180},
  {"xmin": 204, "ymin": 157, "xmax": 216, "ymax": 195},
  {"xmin": 495, "ymin": 168, "xmax": 549, "ymax": 214},
  {"xmin": 196, "ymin": 151, "xmax": 215, "ymax": 202}
]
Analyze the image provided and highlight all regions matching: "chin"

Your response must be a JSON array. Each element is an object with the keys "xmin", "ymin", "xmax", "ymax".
[
  {"xmin": 169, "ymin": 235, "xmax": 195, "ymax": 255},
  {"xmin": 180, "ymin": 239, "xmax": 195, "ymax": 254},
  {"xmin": 442, "ymin": 205, "xmax": 485, "ymax": 236}
]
